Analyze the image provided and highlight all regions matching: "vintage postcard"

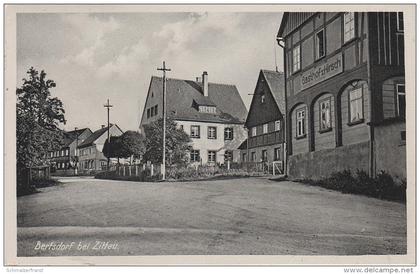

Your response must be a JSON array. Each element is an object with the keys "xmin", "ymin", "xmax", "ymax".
[{"xmin": 4, "ymin": 4, "xmax": 416, "ymax": 266}]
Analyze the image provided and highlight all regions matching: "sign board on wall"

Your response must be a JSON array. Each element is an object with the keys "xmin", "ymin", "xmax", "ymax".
[{"xmin": 300, "ymin": 53, "xmax": 343, "ymax": 90}]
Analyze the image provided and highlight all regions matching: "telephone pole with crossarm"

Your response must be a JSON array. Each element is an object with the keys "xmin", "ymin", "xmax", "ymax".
[
  {"xmin": 157, "ymin": 61, "xmax": 171, "ymax": 181},
  {"xmin": 104, "ymin": 99, "xmax": 113, "ymax": 172}
]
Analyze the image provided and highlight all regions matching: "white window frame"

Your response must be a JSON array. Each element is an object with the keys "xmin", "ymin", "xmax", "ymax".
[
  {"xmin": 263, "ymin": 123, "xmax": 268, "ymax": 134},
  {"xmin": 190, "ymin": 150, "xmax": 200, "ymax": 162},
  {"xmin": 275, "ymin": 120, "xmax": 281, "ymax": 131},
  {"xmin": 251, "ymin": 127, "xmax": 257, "ymax": 137},
  {"xmin": 396, "ymin": 84, "xmax": 405, "ymax": 118},
  {"xmin": 292, "ymin": 45, "xmax": 301, "ymax": 73},
  {"xmin": 315, "ymin": 29, "xmax": 326, "ymax": 60},
  {"xmin": 261, "ymin": 150, "xmax": 268, "ymax": 162},
  {"xmin": 207, "ymin": 126, "xmax": 217, "ymax": 139},
  {"xmin": 296, "ymin": 108, "xmax": 306, "ymax": 138},
  {"xmin": 224, "ymin": 150, "xmax": 233, "ymax": 162},
  {"xmin": 208, "ymin": 151, "xmax": 216, "ymax": 163},
  {"xmin": 319, "ymin": 97, "xmax": 332, "ymax": 131},
  {"xmin": 349, "ymin": 88, "xmax": 364, "ymax": 123},
  {"xmin": 344, "ymin": 12, "xmax": 355, "ymax": 43},
  {"xmin": 224, "ymin": 127, "xmax": 233, "ymax": 140},
  {"xmin": 251, "ymin": 151, "xmax": 256, "ymax": 162},
  {"xmin": 190, "ymin": 125, "xmax": 200, "ymax": 138},
  {"xmin": 274, "ymin": 147, "xmax": 282, "ymax": 161}
]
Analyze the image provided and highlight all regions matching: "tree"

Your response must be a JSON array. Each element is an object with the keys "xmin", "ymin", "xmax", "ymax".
[
  {"xmin": 103, "ymin": 131, "xmax": 145, "ymax": 164},
  {"xmin": 119, "ymin": 131, "xmax": 145, "ymax": 163},
  {"xmin": 16, "ymin": 67, "xmax": 66, "ymax": 171},
  {"xmin": 143, "ymin": 118, "xmax": 191, "ymax": 166},
  {"xmin": 103, "ymin": 136, "xmax": 123, "ymax": 163}
]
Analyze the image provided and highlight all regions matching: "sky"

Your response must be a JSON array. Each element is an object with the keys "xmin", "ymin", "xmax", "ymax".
[{"xmin": 17, "ymin": 12, "xmax": 284, "ymax": 132}]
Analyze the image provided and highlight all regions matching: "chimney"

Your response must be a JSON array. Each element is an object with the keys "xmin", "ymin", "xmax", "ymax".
[
  {"xmin": 196, "ymin": 76, "xmax": 201, "ymax": 82},
  {"xmin": 202, "ymin": 71, "xmax": 208, "ymax": 97},
  {"xmin": 101, "ymin": 125, "xmax": 105, "ymax": 129}
]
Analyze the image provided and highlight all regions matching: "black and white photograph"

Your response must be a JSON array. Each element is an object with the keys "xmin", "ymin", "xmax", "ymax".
[{"xmin": 4, "ymin": 3, "xmax": 416, "ymax": 267}]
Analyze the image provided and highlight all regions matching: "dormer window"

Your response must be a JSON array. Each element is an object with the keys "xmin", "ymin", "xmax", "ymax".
[{"xmin": 199, "ymin": 105, "xmax": 216, "ymax": 113}]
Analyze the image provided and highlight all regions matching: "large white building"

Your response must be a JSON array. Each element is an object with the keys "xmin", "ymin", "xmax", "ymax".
[{"xmin": 139, "ymin": 72, "xmax": 247, "ymax": 165}]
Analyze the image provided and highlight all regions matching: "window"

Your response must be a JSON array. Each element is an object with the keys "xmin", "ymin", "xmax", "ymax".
[
  {"xmin": 251, "ymin": 127, "xmax": 257, "ymax": 137},
  {"xmin": 242, "ymin": 153, "xmax": 247, "ymax": 162},
  {"xmin": 147, "ymin": 108, "xmax": 150, "ymax": 118},
  {"xmin": 61, "ymin": 150, "xmax": 64, "ymax": 156},
  {"xmin": 344, "ymin": 12, "xmax": 355, "ymax": 43},
  {"xmin": 208, "ymin": 151, "xmax": 216, "ymax": 163},
  {"xmin": 65, "ymin": 149, "xmax": 69, "ymax": 156},
  {"xmin": 261, "ymin": 150, "xmax": 268, "ymax": 162},
  {"xmin": 261, "ymin": 94, "xmax": 266, "ymax": 103},
  {"xmin": 397, "ymin": 12, "xmax": 404, "ymax": 32},
  {"xmin": 224, "ymin": 150, "xmax": 233, "ymax": 162},
  {"xmin": 319, "ymin": 98, "xmax": 332, "ymax": 131},
  {"xmin": 292, "ymin": 45, "xmax": 301, "ymax": 73},
  {"xmin": 251, "ymin": 152, "xmax": 256, "ymax": 162},
  {"xmin": 315, "ymin": 29, "xmax": 325, "ymax": 59},
  {"xmin": 224, "ymin": 127, "xmax": 233, "ymax": 140},
  {"xmin": 190, "ymin": 125, "xmax": 200, "ymax": 138},
  {"xmin": 208, "ymin": 126, "xmax": 217, "ymax": 139},
  {"xmin": 190, "ymin": 150, "xmax": 200, "ymax": 162},
  {"xmin": 275, "ymin": 120, "xmax": 281, "ymax": 131},
  {"xmin": 180, "ymin": 125, "xmax": 184, "ymax": 131},
  {"xmin": 349, "ymin": 88, "xmax": 364, "ymax": 123},
  {"xmin": 199, "ymin": 106, "xmax": 216, "ymax": 113},
  {"xmin": 50, "ymin": 152, "xmax": 53, "ymax": 158},
  {"xmin": 296, "ymin": 108, "xmax": 306, "ymax": 138},
  {"xmin": 154, "ymin": 105, "xmax": 158, "ymax": 116},
  {"xmin": 274, "ymin": 147, "xmax": 282, "ymax": 161},
  {"xmin": 263, "ymin": 123, "xmax": 268, "ymax": 134},
  {"xmin": 397, "ymin": 84, "xmax": 405, "ymax": 118}
]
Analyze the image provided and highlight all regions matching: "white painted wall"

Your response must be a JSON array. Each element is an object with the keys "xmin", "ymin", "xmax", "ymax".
[{"xmin": 175, "ymin": 120, "xmax": 246, "ymax": 164}]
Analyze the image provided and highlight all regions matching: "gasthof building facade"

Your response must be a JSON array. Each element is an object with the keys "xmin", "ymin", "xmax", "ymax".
[{"xmin": 277, "ymin": 12, "xmax": 406, "ymax": 180}]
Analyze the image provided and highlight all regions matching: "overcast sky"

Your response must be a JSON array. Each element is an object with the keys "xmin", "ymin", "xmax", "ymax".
[{"xmin": 17, "ymin": 12, "xmax": 284, "ymax": 132}]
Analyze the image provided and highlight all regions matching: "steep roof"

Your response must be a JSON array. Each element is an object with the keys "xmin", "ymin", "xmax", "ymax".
[
  {"xmin": 261, "ymin": 70, "xmax": 285, "ymax": 115},
  {"xmin": 62, "ymin": 128, "xmax": 91, "ymax": 147},
  {"xmin": 148, "ymin": 76, "xmax": 247, "ymax": 124},
  {"xmin": 277, "ymin": 12, "xmax": 315, "ymax": 38},
  {"xmin": 245, "ymin": 69, "xmax": 285, "ymax": 128},
  {"xmin": 77, "ymin": 124, "xmax": 123, "ymax": 148}
]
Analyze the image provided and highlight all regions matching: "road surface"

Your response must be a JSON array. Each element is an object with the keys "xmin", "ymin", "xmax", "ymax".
[{"xmin": 17, "ymin": 176, "xmax": 406, "ymax": 256}]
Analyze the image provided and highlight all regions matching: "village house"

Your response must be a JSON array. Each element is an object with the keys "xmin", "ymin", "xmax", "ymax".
[
  {"xmin": 77, "ymin": 124, "xmax": 124, "ymax": 172},
  {"xmin": 238, "ymin": 70, "xmax": 286, "ymax": 172},
  {"xmin": 139, "ymin": 72, "xmax": 248, "ymax": 165},
  {"xmin": 277, "ymin": 12, "xmax": 406, "ymax": 180},
  {"xmin": 49, "ymin": 127, "xmax": 92, "ymax": 175}
]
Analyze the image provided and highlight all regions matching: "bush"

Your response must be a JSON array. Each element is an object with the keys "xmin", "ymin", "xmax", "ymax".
[
  {"xmin": 94, "ymin": 164, "xmax": 259, "ymax": 182},
  {"xmin": 17, "ymin": 177, "xmax": 60, "ymax": 197},
  {"xmin": 295, "ymin": 170, "xmax": 406, "ymax": 202}
]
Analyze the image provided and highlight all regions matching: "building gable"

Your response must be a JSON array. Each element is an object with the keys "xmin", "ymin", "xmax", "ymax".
[
  {"xmin": 245, "ymin": 70, "xmax": 284, "ymax": 128},
  {"xmin": 278, "ymin": 12, "xmax": 316, "ymax": 38}
]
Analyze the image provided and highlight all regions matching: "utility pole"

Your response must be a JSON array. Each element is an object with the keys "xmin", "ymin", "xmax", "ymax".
[
  {"xmin": 75, "ymin": 127, "xmax": 78, "ymax": 175},
  {"xmin": 104, "ymin": 99, "xmax": 113, "ymax": 172},
  {"xmin": 157, "ymin": 61, "xmax": 171, "ymax": 181}
]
